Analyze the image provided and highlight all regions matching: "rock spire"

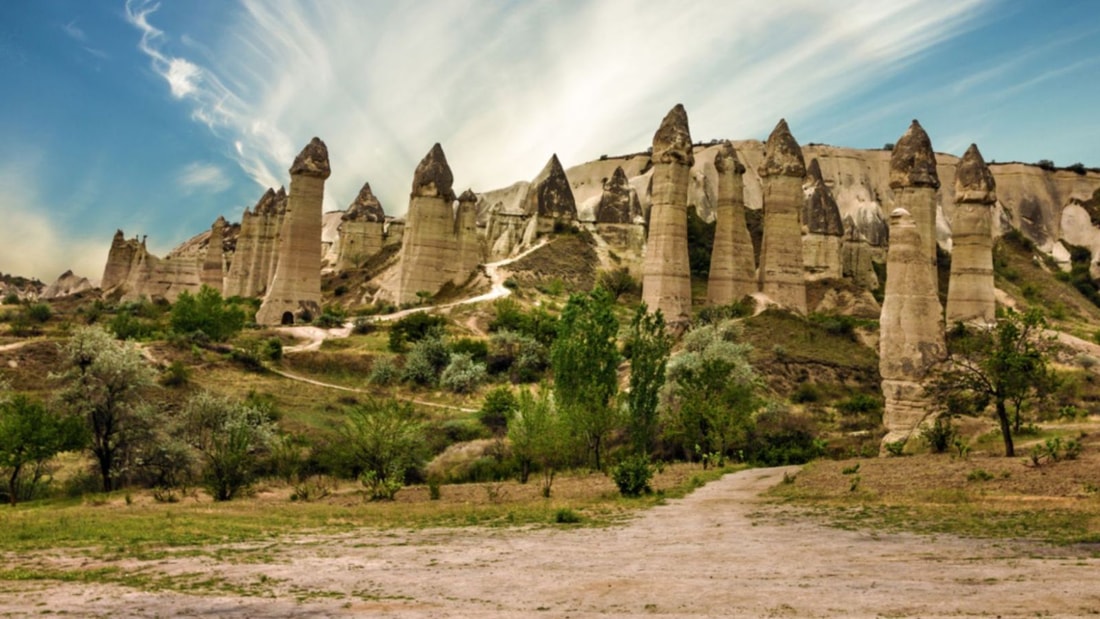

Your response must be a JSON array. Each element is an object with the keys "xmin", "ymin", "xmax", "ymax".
[
  {"xmin": 596, "ymin": 166, "xmax": 641, "ymax": 224},
  {"xmin": 706, "ymin": 141, "xmax": 756, "ymax": 304},
  {"xmin": 411, "ymin": 143, "xmax": 455, "ymax": 202},
  {"xmin": 757, "ymin": 119, "xmax": 808, "ymax": 313},
  {"xmin": 256, "ymin": 138, "xmax": 329, "ymax": 324},
  {"xmin": 802, "ymin": 158, "xmax": 844, "ymax": 280},
  {"xmin": 526, "ymin": 154, "xmax": 578, "ymax": 227},
  {"xmin": 642, "ymin": 104, "xmax": 695, "ymax": 327},
  {"xmin": 335, "ymin": 182, "xmax": 387, "ymax": 270},
  {"xmin": 890, "ymin": 120, "xmax": 940, "ymax": 268},
  {"xmin": 945, "ymin": 144, "xmax": 997, "ymax": 325},
  {"xmin": 344, "ymin": 182, "xmax": 386, "ymax": 222},
  {"xmin": 200, "ymin": 216, "xmax": 227, "ymax": 290}
]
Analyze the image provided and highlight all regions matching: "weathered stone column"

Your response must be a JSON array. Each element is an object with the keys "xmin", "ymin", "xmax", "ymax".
[
  {"xmin": 642, "ymin": 104, "xmax": 694, "ymax": 327},
  {"xmin": 595, "ymin": 166, "xmax": 641, "ymax": 224},
  {"xmin": 256, "ymin": 138, "xmax": 329, "ymax": 324},
  {"xmin": 946, "ymin": 144, "xmax": 997, "ymax": 326},
  {"xmin": 802, "ymin": 159, "xmax": 844, "ymax": 281},
  {"xmin": 455, "ymin": 189, "xmax": 482, "ymax": 285},
  {"xmin": 200, "ymin": 216, "xmax": 227, "ymax": 292},
  {"xmin": 757, "ymin": 119, "xmax": 807, "ymax": 314},
  {"xmin": 890, "ymin": 120, "xmax": 940, "ymax": 268},
  {"xmin": 394, "ymin": 143, "xmax": 459, "ymax": 305},
  {"xmin": 335, "ymin": 182, "xmax": 386, "ymax": 271},
  {"xmin": 707, "ymin": 141, "xmax": 756, "ymax": 305},
  {"xmin": 880, "ymin": 208, "xmax": 946, "ymax": 448}
]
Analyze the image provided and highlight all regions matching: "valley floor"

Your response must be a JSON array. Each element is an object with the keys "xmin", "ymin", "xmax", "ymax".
[{"xmin": 1, "ymin": 466, "xmax": 1097, "ymax": 618}]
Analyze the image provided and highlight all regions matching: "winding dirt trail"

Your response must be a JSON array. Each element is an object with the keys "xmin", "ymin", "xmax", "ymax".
[{"xmin": 3, "ymin": 467, "xmax": 1097, "ymax": 617}]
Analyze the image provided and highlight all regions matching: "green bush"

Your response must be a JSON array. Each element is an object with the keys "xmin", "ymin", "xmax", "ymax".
[
  {"xmin": 920, "ymin": 415, "xmax": 957, "ymax": 454},
  {"xmin": 367, "ymin": 357, "xmax": 399, "ymax": 386},
  {"xmin": 440, "ymin": 353, "xmax": 488, "ymax": 393},
  {"xmin": 478, "ymin": 386, "xmax": 517, "ymax": 435},
  {"xmin": 170, "ymin": 285, "xmax": 246, "ymax": 342},
  {"xmin": 400, "ymin": 335, "xmax": 449, "ymax": 386},
  {"xmin": 745, "ymin": 407, "xmax": 823, "ymax": 466},
  {"xmin": 450, "ymin": 337, "xmax": 488, "ymax": 364},
  {"xmin": 610, "ymin": 453, "xmax": 654, "ymax": 497},
  {"xmin": 25, "ymin": 302, "xmax": 52, "ymax": 323},
  {"xmin": 388, "ymin": 312, "xmax": 447, "ymax": 352}
]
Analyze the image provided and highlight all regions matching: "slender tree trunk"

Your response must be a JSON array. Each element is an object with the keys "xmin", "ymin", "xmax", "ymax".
[
  {"xmin": 8, "ymin": 463, "xmax": 22, "ymax": 506},
  {"xmin": 996, "ymin": 400, "xmax": 1015, "ymax": 457}
]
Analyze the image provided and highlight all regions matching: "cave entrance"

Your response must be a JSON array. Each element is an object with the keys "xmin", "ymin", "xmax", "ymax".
[{"xmin": 281, "ymin": 311, "xmax": 294, "ymax": 325}]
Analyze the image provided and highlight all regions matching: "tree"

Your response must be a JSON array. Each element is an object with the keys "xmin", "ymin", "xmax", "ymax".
[
  {"xmin": 478, "ymin": 386, "xmax": 518, "ymax": 436},
  {"xmin": 339, "ymin": 399, "xmax": 424, "ymax": 500},
  {"xmin": 170, "ymin": 285, "xmax": 246, "ymax": 342},
  {"xmin": 933, "ymin": 308, "xmax": 1053, "ymax": 457},
  {"xmin": 0, "ymin": 394, "xmax": 85, "ymax": 505},
  {"xmin": 624, "ymin": 303, "xmax": 672, "ymax": 456},
  {"xmin": 507, "ymin": 387, "xmax": 566, "ymax": 495},
  {"xmin": 181, "ymin": 391, "xmax": 276, "ymax": 501},
  {"xmin": 550, "ymin": 288, "xmax": 621, "ymax": 470},
  {"xmin": 54, "ymin": 326, "xmax": 156, "ymax": 492}
]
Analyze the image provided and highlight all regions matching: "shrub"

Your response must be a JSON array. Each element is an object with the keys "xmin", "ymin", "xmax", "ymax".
[
  {"xmin": 388, "ymin": 312, "xmax": 447, "ymax": 352},
  {"xmin": 920, "ymin": 415, "xmax": 957, "ymax": 454},
  {"xmin": 596, "ymin": 267, "xmax": 640, "ymax": 300},
  {"xmin": 478, "ymin": 386, "xmax": 517, "ymax": 435},
  {"xmin": 745, "ymin": 406, "xmax": 823, "ymax": 466},
  {"xmin": 610, "ymin": 453, "xmax": 654, "ymax": 497},
  {"xmin": 159, "ymin": 360, "xmax": 190, "ymax": 387},
  {"xmin": 25, "ymin": 302, "xmax": 52, "ymax": 323},
  {"xmin": 314, "ymin": 307, "xmax": 346, "ymax": 328},
  {"xmin": 338, "ymin": 399, "xmax": 424, "ymax": 500},
  {"xmin": 487, "ymin": 330, "xmax": 548, "ymax": 383},
  {"xmin": 352, "ymin": 317, "xmax": 375, "ymax": 335},
  {"xmin": 450, "ymin": 337, "xmax": 488, "ymax": 364},
  {"xmin": 182, "ymin": 391, "xmax": 276, "ymax": 501},
  {"xmin": 170, "ymin": 285, "xmax": 246, "ymax": 342},
  {"xmin": 367, "ymin": 357, "xmax": 399, "ymax": 386},
  {"xmin": 400, "ymin": 335, "xmax": 449, "ymax": 386},
  {"xmin": 440, "ymin": 353, "xmax": 488, "ymax": 393}
]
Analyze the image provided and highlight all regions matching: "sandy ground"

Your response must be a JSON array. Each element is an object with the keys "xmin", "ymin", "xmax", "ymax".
[{"xmin": 2, "ymin": 466, "xmax": 1098, "ymax": 618}]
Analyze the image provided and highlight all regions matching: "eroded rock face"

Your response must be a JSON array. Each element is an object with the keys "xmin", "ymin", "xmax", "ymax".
[
  {"xmin": 757, "ymin": 119, "xmax": 808, "ymax": 313},
  {"xmin": 526, "ymin": 154, "xmax": 578, "ymax": 230},
  {"xmin": 642, "ymin": 104, "xmax": 694, "ymax": 327},
  {"xmin": 880, "ymin": 208, "xmax": 945, "ymax": 448},
  {"xmin": 803, "ymin": 158, "xmax": 844, "ymax": 281},
  {"xmin": 596, "ymin": 166, "xmax": 642, "ymax": 224},
  {"xmin": 946, "ymin": 144, "xmax": 997, "ymax": 325},
  {"xmin": 42, "ymin": 270, "xmax": 93, "ymax": 299},
  {"xmin": 393, "ymin": 144, "xmax": 480, "ymax": 304},
  {"xmin": 200, "ymin": 216, "xmax": 227, "ymax": 290},
  {"xmin": 345, "ymin": 182, "xmax": 386, "ymax": 222},
  {"xmin": 890, "ymin": 120, "xmax": 940, "ymax": 267},
  {"xmin": 335, "ymin": 182, "xmax": 386, "ymax": 271},
  {"xmin": 256, "ymin": 138, "xmax": 329, "ymax": 324},
  {"xmin": 841, "ymin": 216, "xmax": 882, "ymax": 289},
  {"xmin": 101, "ymin": 230, "xmax": 140, "ymax": 292},
  {"xmin": 225, "ymin": 188, "xmax": 288, "ymax": 298},
  {"xmin": 707, "ymin": 141, "xmax": 756, "ymax": 304}
]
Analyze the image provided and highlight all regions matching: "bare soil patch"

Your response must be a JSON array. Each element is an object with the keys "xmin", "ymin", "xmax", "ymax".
[{"xmin": 2, "ymin": 467, "xmax": 1099, "ymax": 617}]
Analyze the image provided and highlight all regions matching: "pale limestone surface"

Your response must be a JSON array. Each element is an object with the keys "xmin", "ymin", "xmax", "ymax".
[
  {"xmin": 757, "ymin": 119, "xmax": 807, "ymax": 314},
  {"xmin": 257, "ymin": 138, "xmax": 329, "ymax": 324},
  {"xmin": 946, "ymin": 144, "xmax": 997, "ymax": 325},
  {"xmin": 41, "ymin": 270, "xmax": 93, "ymax": 299},
  {"xmin": 641, "ymin": 104, "xmax": 694, "ymax": 327},
  {"xmin": 334, "ymin": 183, "xmax": 386, "ymax": 271},
  {"xmin": 225, "ymin": 188, "xmax": 287, "ymax": 298},
  {"xmin": 879, "ymin": 208, "xmax": 946, "ymax": 447},
  {"xmin": 706, "ymin": 141, "xmax": 756, "ymax": 305},
  {"xmin": 890, "ymin": 120, "xmax": 941, "ymax": 267}
]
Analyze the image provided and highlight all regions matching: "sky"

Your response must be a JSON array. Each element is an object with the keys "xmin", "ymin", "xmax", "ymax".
[{"xmin": 1, "ymin": 0, "xmax": 1098, "ymax": 283}]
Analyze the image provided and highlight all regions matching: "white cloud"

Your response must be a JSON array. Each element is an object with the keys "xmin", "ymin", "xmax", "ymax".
[
  {"xmin": 124, "ymin": 0, "xmax": 994, "ymax": 217},
  {"xmin": 61, "ymin": 20, "xmax": 86, "ymax": 42},
  {"xmin": 177, "ymin": 162, "xmax": 231, "ymax": 194}
]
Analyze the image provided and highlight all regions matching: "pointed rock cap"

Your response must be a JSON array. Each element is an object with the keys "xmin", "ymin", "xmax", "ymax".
[
  {"xmin": 714, "ymin": 140, "xmax": 746, "ymax": 175},
  {"xmin": 758, "ymin": 119, "xmax": 806, "ymax": 178},
  {"xmin": 345, "ymin": 182, "xmax": 386, "ymax": 222},
  {"xmin": 534, "ymin": 153, "xmax": 567, "ymax": 184},
  {"xmin": 411, "ymin": 143, "xmax": 456, "ymax": 202},
  {"xmin": 955, "ymin": 143, "xmax": 996, "ymax": 204},
  {"xmin": 804, "ymin": 158, "xmax": 843, "ymax": 236},
  {"xmin": 807, "ymin": 158, "xmax": 825, "ymax": 184},
  {"xmin": 889, "ymin": 120, "xmax": 939, "ymax": 189},
  {"xmin": 253, "ymin": 188, "xmax": 277, "ymax": 215},
  {"xmin": 458, "ymin": 188, "xmax": 478, "ymax": 202},
  {"xmin": 112, "ymin": 229, "xmax": 125, "ymax": 241},
  {"xmin": 529, "ymin": 153, "xmax": 577, "ymax": 219},
  {"xmin": 596, "ymin": 165, "xmax": 639, "ymax": 224},
  {"xmin": 652, "ymin": 104, "xmax": 694, "ymax": 166},
  {"xmin": 289, "ymin": 137, "xmax": 331, "ymax": 179},
  {"xmin": 608, "ymin": 165, "xmax": 630, "ymax": 187}
]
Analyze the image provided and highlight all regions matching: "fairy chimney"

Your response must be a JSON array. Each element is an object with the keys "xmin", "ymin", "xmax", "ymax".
[
  {"xmin": 394, "ymin": 143, "xmax": 460, "ymax": 305},
  {"xmin": 707, "ymin": 141, "xmax": 756, "ymax": 305},
  {"xmin": 757, "ymin": 119, "xmax": 808, "ymax": 313},
  {"xmin": 945, "ymin": 144, "xmax": 997, "ymax": 325},
  {"xmin": 890, "ymin": 120, "xmax": 940, "ymax": 267},
  {"xmin": 335, "ymin": 182, "xmax": 386, "ymax": 271}
]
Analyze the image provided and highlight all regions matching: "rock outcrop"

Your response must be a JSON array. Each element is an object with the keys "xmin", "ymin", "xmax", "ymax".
[
  {"xmin": 641, "ymin": 104, "xmax": 694, "ymax": 327},
  {"xmin": 224, "ymin": 187, "xmax": 288, "ymax": 298},
  {"xmin": 334, "ymin": 182, "xmax": 386, "ymax": 270},
  {"xmin": 879, "ymin": 207, "xmax": 946, "ymax": 447},
  {"xmin": 99, "ymin": 230, "xmax": 205, "ymax": 301},
  {"xmin": 946, "ymin": 144, "xmax": 997, "ymax": 325},
  {"xmin": 393, "ymin": 144, "xmax": 481, "ymax": 304},
  {"xmin": 757, "ymin": 119, "xmax": 808, "ymax": 313},
  {"xmin": 256, "ymin": 138, "xmax": 329, "ymax": 324},
  {"xmin": 101, "ymin": 230, "xmax": 141, "ymax": 293},
  {"xmin": 41, "ymin": 270, "xmax": 93, "ymax": 299},
  {"xmin": 890, "ymin": 120, "xmax": 940, "ymax": 267},
  {"xmin": 802, "ymin": 158, "xmax": 844, "ymax": 281},
  {"xmin": 200, "ymin": 216, "xmax": 227, "ymax": 291},
  {"xmin": 525, "ymin": 154, "xmax": 578, "ymax": 233},
  {"xmin": 595, "ymin": 166, "xmax": 642, "ymax": 224},
  {"xmin": 706, "ymin": 141, "xmax": 756, "ymax": 305}
]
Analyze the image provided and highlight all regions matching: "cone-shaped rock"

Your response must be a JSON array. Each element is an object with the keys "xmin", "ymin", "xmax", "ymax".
[
  {"xmin": 344, "ymin": 182, "xmax": 386, "ymax": 222},
  {"xmin": 802, "ymin": 158, "xmax": 844, "ymax": 281},
  {"xmin": 707, "ymin": 141, "xmax": 756, "ymax": 304},
  {"xmin": 335, "ymin": 182, "xmax": 387, "ymax": 270},
  {"xmin": 757, "ymin": 119, "xmax": 808, "ymax": 313},
  {"xmin": 945, "ymin": 144, "xmax": 997, "ymax": 325},
  {"xmin": 880, "ymin": 208, "xmax": 946, "ymax": 448},
  {"xmin": 890, "ymin": 120, "xmax": 940, "ymax": 268},
  {"xmin": 395, "ymin": 144, "xmax": 468, "ymax": 304},
  {"xmin": 596, "ymin": 166, "xmax": 642, "ymax": 224},
  {"xmin": 257, "ymin": 138, "xmax": 329, "ymax": 324},
  {"xmin": 526, "ymin": 154, "xmax": 577, "ymax": 225},
  {"xmin": 642, "ymin": 104, "xmax": 694, "ymax": 327}
]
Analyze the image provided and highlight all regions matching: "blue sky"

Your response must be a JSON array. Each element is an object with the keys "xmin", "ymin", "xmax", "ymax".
[{"xmin": 1, "ymin": 0, "xmax": 1098, "ymax": 282}]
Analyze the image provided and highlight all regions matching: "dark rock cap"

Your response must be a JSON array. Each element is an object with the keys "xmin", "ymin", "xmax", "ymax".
[
  {"xmin": 253, "ymin": 188, "xmax": 277, "ymax": 215},
  {"xmin": 531, "ymin": 153, "xmax": 577, "ymax": 219},
  {"xmin": 759, "ymin": 119, "xmax": 806, "ymax": 178},
  {"xmin": 412, "ymin": 143, "xmax": 456, "ymax": 202},
  {"xmin": 807, "ymin": 158, "xmax": 824, "ymax": 183},
  {"xmin": 458, "ymin": 189, "xmax": 478, "ymax": 202},
  {"xmin": 889, "ymin": 120, "xmax": 939, "ymax": 189},
  {"xmin": 596, "ymin": 166, "xmax": 641, "ymax": 224},
  {"xmin": 804, "ymin": 158, "xmax": 843, "ymax": 236},
  {"xmin": 289, "ymin": 137, "xmax": 331, "ymax": 179},
  {"xmin": 652, "ymin": 104, "xmax": 694, "ymax": 166},
  {"xmin": 955, "ymin": 143, "xmax": 996, "ymax": 204},
  {"xmin": 344, "ymin": 182, "xmax": 386, "ymax": 222},
  {"xmin": 714, "ymin": 141, "xmax": 746, "ymax": 175}
]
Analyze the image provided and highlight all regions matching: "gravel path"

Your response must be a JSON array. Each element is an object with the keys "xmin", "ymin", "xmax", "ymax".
[{"xmin": 2, "ymin": 466, "xmax": 1098, "ymax": 617}]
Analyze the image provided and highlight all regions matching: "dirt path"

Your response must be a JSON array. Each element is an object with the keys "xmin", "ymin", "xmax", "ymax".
[
  {"xmin": 267, "ymin": 366, "xmax": 477, "ymax": 413},
  {"xmin": 3, "ymin": 467, "xmax": 1097, "ymax": 618}
]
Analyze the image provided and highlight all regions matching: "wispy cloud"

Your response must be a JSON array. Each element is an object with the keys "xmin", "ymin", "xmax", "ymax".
[
  {"xmin": 177, "ymin": 162, "xmax": 231, "ymax": 194},
  {"xmin": 61, "ymin": 20, "xmax": 86, "ymax": 42},
  {"xmin": 124, "ymin": 0, "xmax": 994, "ymax": 216}
]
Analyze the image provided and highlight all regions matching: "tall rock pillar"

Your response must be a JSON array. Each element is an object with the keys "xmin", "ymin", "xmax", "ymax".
[
  {"xmin": 706, "ymin": 141, "xmax": 756, "ymax": 305},
  {"xmin": 455, "ymin": 189, "xmax": 482, "ymax": 285},
  {"xmin": 879, "ymin": 208, "xmax": 946, "ymax": 447},
  {"xmin": 256, "ymin": 138, "xmax": 329, "ymax": 325},
  {"xmin": 200, "ymin": 216, "xmax": 227, "ymax": 291},
  {"xmin": 642, "ymin": 104, "xmax": 694, "ymax": 327},
  {"xmin": 394, "ymin": 144, "xmax": 459, "ymax": 305},
  {"xmin": 757, "ymin": 119, "xmax": 807, "ymax": 313},
  {"xmin": 890, "ymin": 120, "xmax": 940, "ymax": 268},
  {"xmin": 946, "ymin": 144, "xmax": 997, "ymax": 325}
]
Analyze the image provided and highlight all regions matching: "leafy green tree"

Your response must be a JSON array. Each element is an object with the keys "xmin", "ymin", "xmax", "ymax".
[
  {"xmin": 550, "ymin": 288, "xmax": 621, "ymax": 470},
  {"xmin": 388, "ymin": 312, "xmax": 447, "ymax": 352},
  {"xmin": 170, "ymin": 285, "xmax": 246, "ymax": 342},
  {"xmin": 478, "ymin": 386, "xmax": 518, "ymax": 436},
  {"xmin": 0, "ymin": 394, "xmax": 85, "ymax": 505},
  {"xmin": 54, "ymin": 326, "xmax": 156, "ymax": 492},
  {"xmin": 625, "ymin": 303, "xmax": 672, "ymax": 456},
  {"xmin": 507, "ymin": 387, "xmax": 567, "ymax": 495},
  {"xmin": 339, "ymin": 399, "xmax": 424, "ymax": 500},
  {"xmin": 933, "ymin": 308, "xmax": 1054, "ymax": 457},
  {"xmin": 181, "ymin": 391, "xmax": 276, "ymax": 501}
]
